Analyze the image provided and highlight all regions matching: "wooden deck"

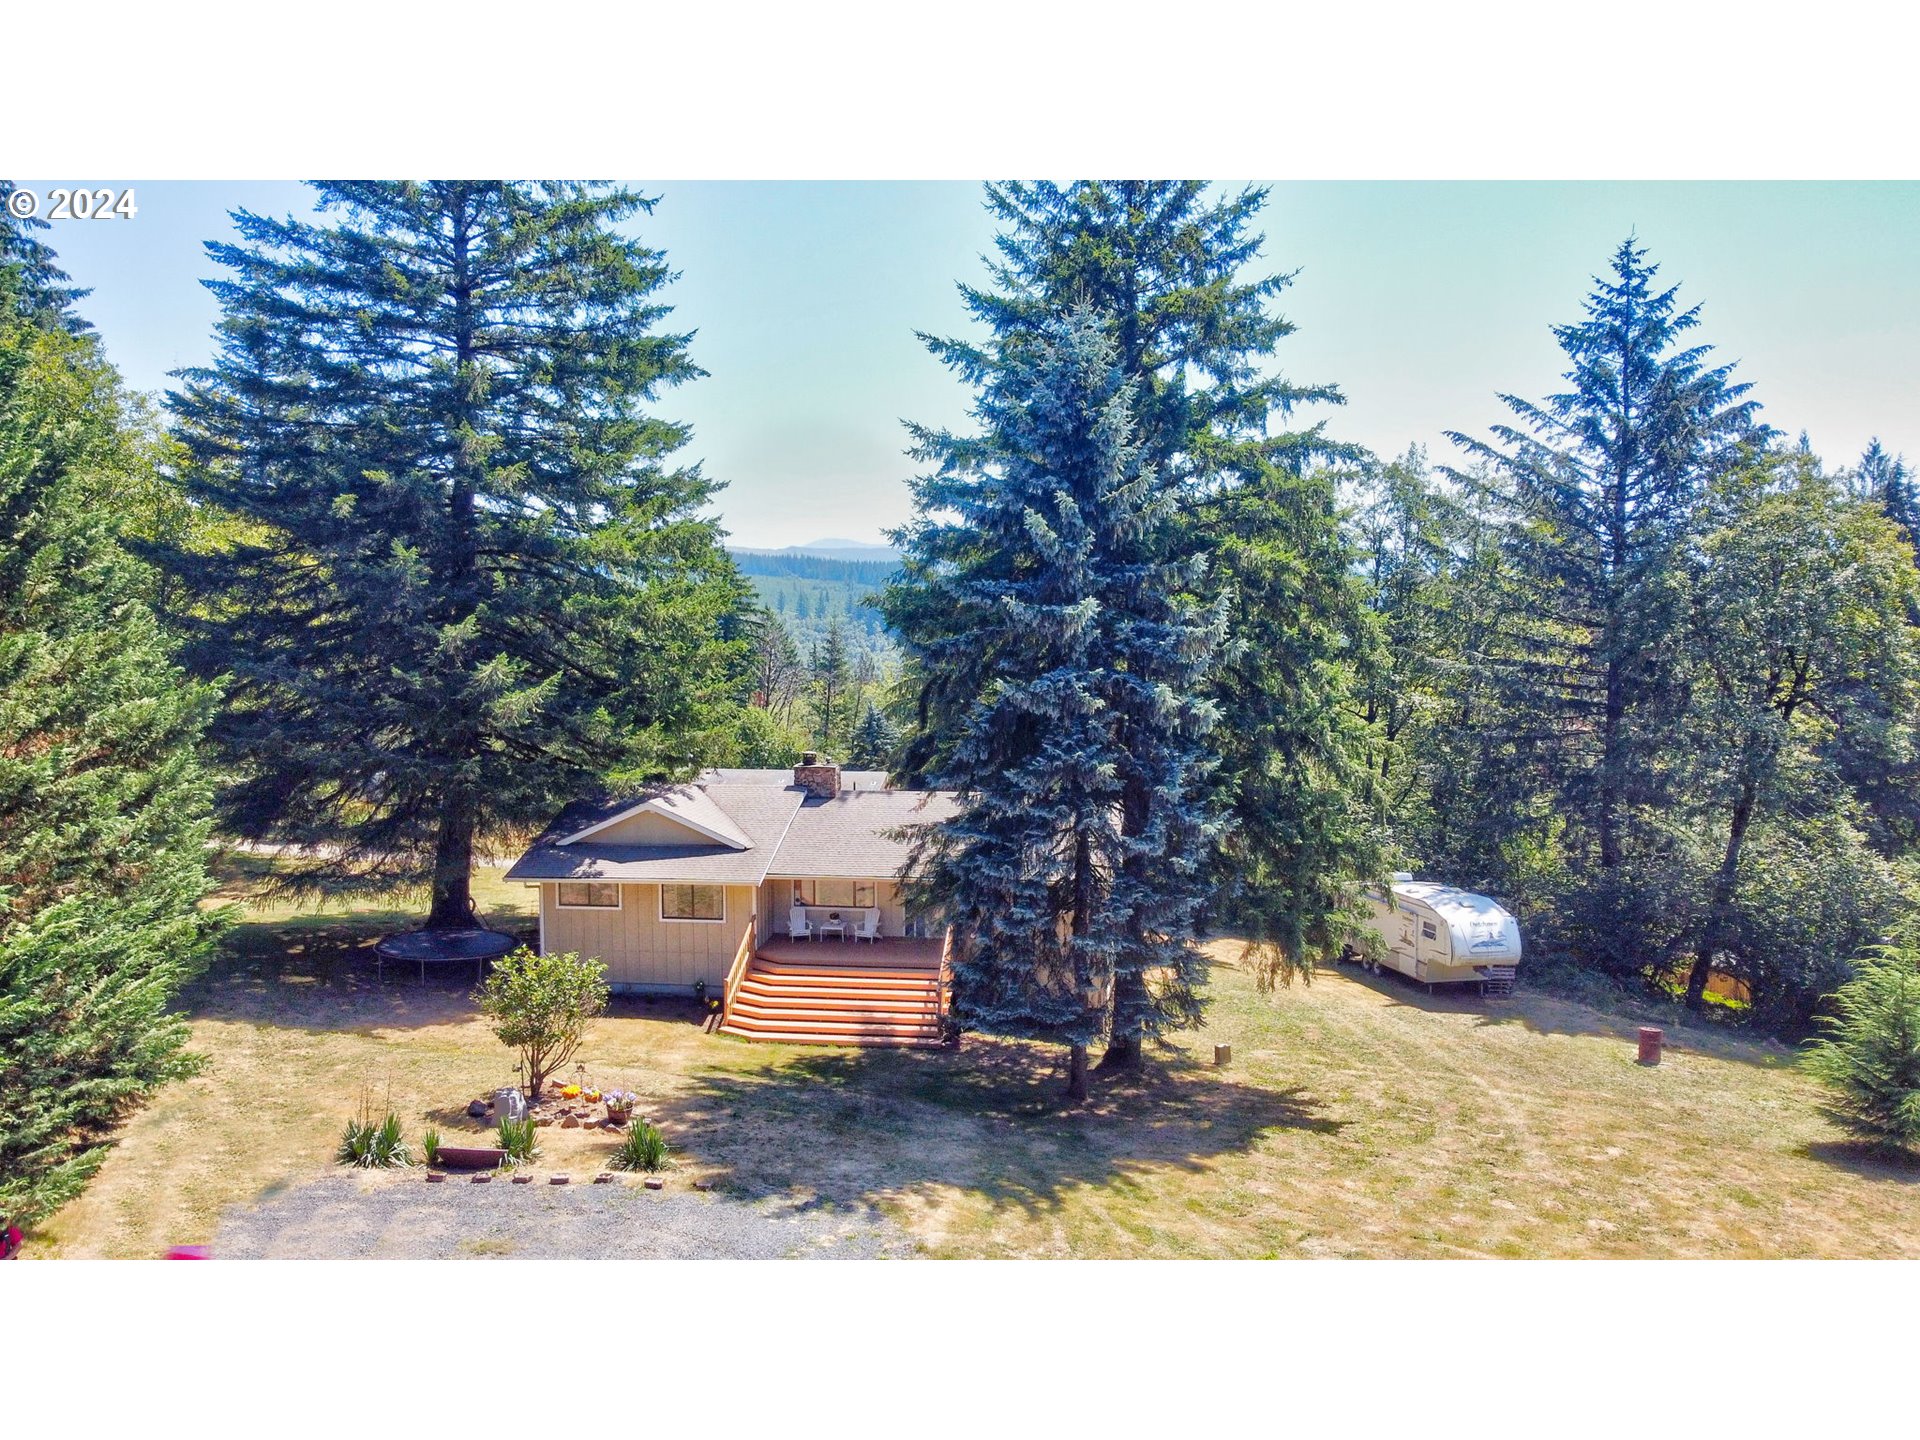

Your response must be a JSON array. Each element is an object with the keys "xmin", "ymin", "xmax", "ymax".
[{"xmin": 754, "ymin": 936, "xmax": 943, "ymax": 970}]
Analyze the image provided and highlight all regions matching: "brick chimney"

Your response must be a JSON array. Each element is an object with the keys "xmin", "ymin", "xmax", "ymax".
[{"xmin": 793, "ymin": 752, "xmax": 842, "ymax": 799}]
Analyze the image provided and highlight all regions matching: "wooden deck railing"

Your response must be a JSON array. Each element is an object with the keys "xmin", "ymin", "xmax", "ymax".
[
  {"xmin": 937, "ymin": 926, "xmax": 955, "ymax": 1037},
  {"xmin": 721, "ymin": 917, "xmax": 756, "ymax": 1029}
]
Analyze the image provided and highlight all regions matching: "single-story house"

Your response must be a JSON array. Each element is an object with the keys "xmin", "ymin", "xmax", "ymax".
[{"xmin": 506, "ymin": 756, "xmax": 961, "ymax": 1044}]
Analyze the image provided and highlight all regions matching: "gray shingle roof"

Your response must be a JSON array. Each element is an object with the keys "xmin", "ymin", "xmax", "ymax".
[
  {"xmin": 505, "ymin": 772, "xmax": 959, "ymax": 886},
  {"xmin": 504, "ymin": 782, "xmax": 802, "ymax": 886},
  {"xmin": 766, "ymin": 789, "xmax": 961, "ymax": 879}
]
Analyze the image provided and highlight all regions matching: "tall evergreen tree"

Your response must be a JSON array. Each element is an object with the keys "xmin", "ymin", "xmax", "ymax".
[
  {"xmin": 169, "ymin": 182, "xmax": 745, "ymax": 927},
  {"xmin": 897, "ymin": 180, "xmax": 1371, "ymax": 1063},
  {"xmin": 891, "ymin": 307, "xmax": 1221, "ymax": 1102},
  {"xmin": 807, "ymin": 618, "xmax": 853, "ymax": 752},
  {"xmin": 848, "ymin": 700, "xmax": 898, "ymax": 770},
  {"xmin": 0, "ymin": 262, "xmax": 220, "ymax": 1225},
  {"xmin": 1856, "ymin": 438, "xmax": 1918, "ymax": 555},
  {"xmin": 1446, "ymin": 238, "xmax": 1764, "ymax": 971},
  {"xmin": 0, "ymin": 182, "xmax": 91, "ymax": 333}
]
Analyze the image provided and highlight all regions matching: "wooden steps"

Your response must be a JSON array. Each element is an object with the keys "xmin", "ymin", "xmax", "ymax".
[{"xmin": 720, "ymin": 954, "xmax": 944, "ymax": 1048}]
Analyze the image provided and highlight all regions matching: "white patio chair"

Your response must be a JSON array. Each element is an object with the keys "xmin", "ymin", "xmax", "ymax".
[
  {"xmin": 788, "ymin": 907, "xmax": 814, "ymax": 941},
  {"xmin": 853, "ymin": 911, "xmax": 880, "ymax": 944}
]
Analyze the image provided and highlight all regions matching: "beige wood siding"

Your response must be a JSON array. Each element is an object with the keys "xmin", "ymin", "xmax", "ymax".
[
  {"xmin": 539, "ymin": 883, "xmax": 757, "ymax": 990},
  {"xmin": 589, "ymin": 811, "xmax": 730, "ymax": 846}
]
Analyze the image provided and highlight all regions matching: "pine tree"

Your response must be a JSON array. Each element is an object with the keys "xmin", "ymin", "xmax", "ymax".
[
  {"xmin": 897, "ymin": 180, "xmax": 1369, "ymax": 1063},
  {"xmin": 0, "ymin": 263, "xmax": 220, "ymax": 1225},
  {"xmin": 169, "ymin": 183, "xmax": 746, "ymax": 927},
  {"xmin": 1446, "ymin": 237, "xmax": 1764, "ymax": 971},
  {"xmin": 891, "ymin": 307, "xmax": 1221, "ymax": 1102},
  {"xmin": 848, "ymin": 701, "xmax": 897, "ymax": 770}
]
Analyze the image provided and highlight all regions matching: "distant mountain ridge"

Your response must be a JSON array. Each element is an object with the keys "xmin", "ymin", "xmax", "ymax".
[{"xmin": 731, "ymin": 537, "xmax": 902, "ymax": 565}]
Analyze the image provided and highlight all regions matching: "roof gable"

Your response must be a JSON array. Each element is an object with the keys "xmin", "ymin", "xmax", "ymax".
[{"xmin": 557, "ymin": 786, "xmax": 751, "ymax": 850}]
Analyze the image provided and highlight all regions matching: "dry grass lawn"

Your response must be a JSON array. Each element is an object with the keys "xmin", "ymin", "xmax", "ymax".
[{"xmin": 32, "ymin": 864, "xmax": 1920, "ymax": 1258}]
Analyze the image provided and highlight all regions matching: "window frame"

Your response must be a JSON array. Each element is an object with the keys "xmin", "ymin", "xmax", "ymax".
[
  {"xmin": 660, "ymin": 882, "xmax": 727, "ymax": 924},
  {"xmin": 791, "ymin": 878, "xmax": 878, "ymax": 909},
  {"xmin": 555, "ymin": 881, "xmax": 622, "ymax": 911}
]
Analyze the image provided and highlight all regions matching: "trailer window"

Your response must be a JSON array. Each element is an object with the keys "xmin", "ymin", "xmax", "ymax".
[{"xmin": 1421, "ymin": 922, "xmax": 1437, "ymax": 940}]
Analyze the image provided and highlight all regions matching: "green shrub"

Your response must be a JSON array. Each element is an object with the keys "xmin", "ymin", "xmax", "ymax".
[
  {"xmin": 475, "ymin": 948, "xmax": 609, "ymax": 1101},
  {"xmin": 608, "ymin": 1121, "xmax": 669, "ymax": 1173},
  {"xmin": 496, "ymin": 1115, "xmax": 538, "ymax": 1167},
  {"xmin": 1805, "ymin": 947, "xmax": 1920, "ymax": 1153},
  {"xmin": 337, "ymin": 1110, "xmax": 411, "ymax": 1168},
  {"xmin": 421, "ymin": 1127, "xmax": 442, "ymax": 1167}
]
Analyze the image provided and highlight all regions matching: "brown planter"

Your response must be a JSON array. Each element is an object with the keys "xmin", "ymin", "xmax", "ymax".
[{"xmin": 439, "ymin": 1146, "xmax": 508, "ymax": 1170}]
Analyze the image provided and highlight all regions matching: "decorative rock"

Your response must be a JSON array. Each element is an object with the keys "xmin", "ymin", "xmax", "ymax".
[
  {"xmin": 425, "ymin": 1172, "xmax": 446, "ymax": 1184},
  {"xmin": 560, "ymin": 1115, "xmax": 580, "ymax": 1129},
  {"xmin": 467, "ymin": 1100, "xmax": 489, "ymax": 1119},
  {"xmin": 510, "ymin": 1174, "xmax": 533, "ymax": 1184},
  {"xmin": 470, "ymin": 1173, "xmax": 492, "ymax": 1184},
  {"xmin": 534, "ymin": 1117, "xmax": 554, "ymax": 1128},
  {"xmin": 644, "ymin": 1177, "xmax": 665, "ymax": 1191},
  {"xmin": 593, "ymin": 1172, "xmax": 615, "ymax": 1184},
  {"xmin": 692, "ymin": 1179, "xmax": 714, "ymax": 1192},
  {"xmin": 549, "ymin": 1175, "xmax": 570, "ymax": 1186}
]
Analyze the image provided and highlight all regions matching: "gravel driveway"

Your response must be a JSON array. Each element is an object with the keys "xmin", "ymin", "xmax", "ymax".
[{"xmin": 214, "ymin": 1173, "xmax": 919, "ymax": 1260}]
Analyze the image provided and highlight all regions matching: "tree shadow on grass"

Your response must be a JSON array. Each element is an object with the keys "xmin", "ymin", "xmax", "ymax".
[
  {"xmin": 1797, "ymin": 1137, "xmax": 1920, "ymax": 1184},
  {"xmin": 1340, "ymin": 964, "xmax": 1796, "ymax": 1071},
  {"xmin": 654, "ymin": 1035, "xmax": 1346, "ymax": 1219},
  {"xmin": 174, "ymin": 912, "xmax": 539, "ymax": 1035}
]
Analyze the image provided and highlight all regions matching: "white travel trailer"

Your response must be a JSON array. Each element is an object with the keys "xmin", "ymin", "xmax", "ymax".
[{"xmin": 1347, "ymin": 873, "xmax": 1522, "ymax": 995}]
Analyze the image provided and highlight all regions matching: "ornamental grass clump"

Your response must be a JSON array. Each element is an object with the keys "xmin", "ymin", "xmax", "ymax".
[
  {"xmin": 337, "ymin": 1110, "xmax": 411, "ymax": 1168},
  {"xmin": 1805, "ymin": 947, "xmax": 1920, "ymax": 1154},
  {"xmin": 496, "ymin": 1115, "xmax": 539, "ymax": 1168},
  {"xmin": 608, "ymin": 1121, "xmax": 669, "ymax": 1173}
]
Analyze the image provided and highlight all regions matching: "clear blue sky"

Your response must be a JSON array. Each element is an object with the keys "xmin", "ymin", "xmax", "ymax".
[{"xmin": 23, "ymin": 180, "xmax": 1920, "ymax": 549}]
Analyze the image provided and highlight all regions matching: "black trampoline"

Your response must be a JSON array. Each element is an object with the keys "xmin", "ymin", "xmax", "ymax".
[{"xmin": 373, "ymin": 927, "xmax": 518, "ymax": 983}]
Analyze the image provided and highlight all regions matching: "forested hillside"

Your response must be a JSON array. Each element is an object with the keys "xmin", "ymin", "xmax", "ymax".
[{"xmin": 730, "ymin": 549, "xmax": 896, "ymax": 662}]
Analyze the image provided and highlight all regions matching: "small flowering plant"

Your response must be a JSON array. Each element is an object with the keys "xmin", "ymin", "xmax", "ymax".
[{"xmin": 602, "ymin": 1089, "xmax": 638, "ymax": 1120}]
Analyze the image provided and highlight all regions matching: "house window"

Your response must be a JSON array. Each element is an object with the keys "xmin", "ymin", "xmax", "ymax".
[
  {"xmin": 557, "ymin": 882, "xmax": 620, "ymax": 909},
  {"xmin": 791, "ymin": 879, "xmax": 877, "ymax": 908},
  {"xmin": 661, "ymin": 883, "xmax": 726, "ymax": 922}
]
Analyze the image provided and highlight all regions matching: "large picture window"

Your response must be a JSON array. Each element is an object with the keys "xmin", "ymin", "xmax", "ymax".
[
  {"xmin": 661, "ymin": 883, "xmax": 725, "ymax": 922},
  {"xmin": 791, "ymin": 879, "xmax": 877, "ymax": 908},
  {"xmin": 556, "ymin": 881, "xmax": 620, "ymax": 909}
]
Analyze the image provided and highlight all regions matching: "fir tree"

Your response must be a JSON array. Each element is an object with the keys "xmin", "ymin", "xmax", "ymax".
[
  {"xmin": 1805, "ymin": 947, "xmax": 1920, "ymax": 1153},
  {"xmin": 1446, "ymin": 238, "xmax": 1764, "ymax": 971},
  {"xmin": 848, "ymin": 701, "xmax": 898, "ymax": 770},
  {"xmin": 169, "ymin": 183, "xmax": 746, "ymax": 927},
  {"xmin": 0, "ymin": 266, "xmax": 220, "ymax": 1225},
  {"xmin": 1857, "ymin": 438, "xmax": 1918, "ymax": 556},
  {"xmin": 807, "ymin": 618, "xmax": 853, "ymax": 751},
  {"xmin": 0, "ymin": 182, "xmax": 91, "ymax": 332},
  {"xmin": 892, "ymin": 307, "xmax": 1221, "ymax": 1102},
  {"xmin": 896, "ymin": 180, "xmax": 1368, "ymax": 1063}
]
